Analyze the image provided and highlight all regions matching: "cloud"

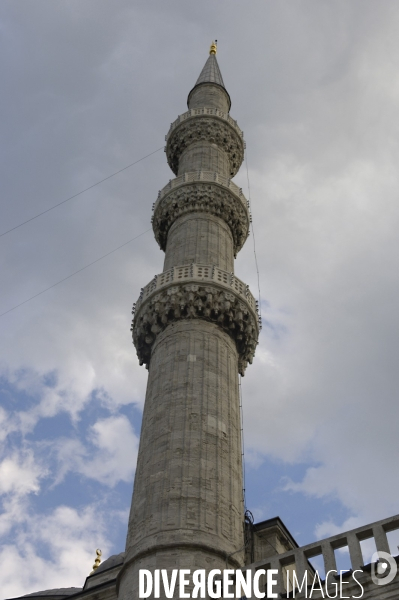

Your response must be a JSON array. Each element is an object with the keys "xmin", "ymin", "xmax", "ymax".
[
  {"xmin": 53, "ymin": 415, "xmax": 139, "ymax": 487},
  {"xmin": 240, "ymin": 72, "xmax": 399, "ymax": 527},
  {"xmin": 82, "ymin": 415, "xmax": 139, "ymax": 485},
  {"xmin": 0, "ymin": 450, "xmax": 45, "ymax": 497},
  {"xmin": 0, "ymin": 503, "xmax": 112, "ymax": 600}
]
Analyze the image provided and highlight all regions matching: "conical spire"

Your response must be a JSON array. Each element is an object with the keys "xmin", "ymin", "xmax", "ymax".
[
  {"xmin": 195, "ymin": 48, "xmax": 225, "ymax": 88},
  {"xmin": 187, "ymin": 42, "xmax": 231, "ymax": 110}
]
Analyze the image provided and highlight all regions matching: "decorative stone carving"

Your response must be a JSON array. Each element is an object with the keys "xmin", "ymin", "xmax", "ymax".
[
  {"xmin": 152, "ymin": 182, "xmax": 249, "ymax": 255},
  {"xmin": 132, "ymin": 281, "xmax": 259, "ymax": 376},
  {"xmin": 166, "ymin": 116, "xmax": 245, "ymax": 177}
]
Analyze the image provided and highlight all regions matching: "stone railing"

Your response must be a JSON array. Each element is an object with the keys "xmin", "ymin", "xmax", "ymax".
[
  {"xmin": 156, "ymin": 170, "xmax": 245, "ymax": 202},
  {"xmin": 166, "ymin": 107, "xmax": 244, "ymax": 141},
  {"xmin": 153, "ymin": 170, "xmax": 250, "ymax": 214},
  {"xmin": 134, "ymin": 263, "xmax": 258, "ymax": 315},
  {"xmin": 132, "ymin": 263, "xmax": 260, "ymax": 374},
  {"xmin": 243, "ymin": 514, "xmax": 399, "ymax": 598}
]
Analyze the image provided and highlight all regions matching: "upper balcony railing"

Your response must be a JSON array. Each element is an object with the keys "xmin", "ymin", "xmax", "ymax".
[
  {"xmin": 165, "ymin": 107, "xmax": 244, "ymax": 141},
  {"xmin": 153, "ymin": 170, "xmax": 250, "ymax": 214}
]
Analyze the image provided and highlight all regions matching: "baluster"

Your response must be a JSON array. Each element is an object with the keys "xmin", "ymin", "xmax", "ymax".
[
  {"xmin": 268, "ymin": 558, "xmax": 285, "ymax": 597},
  {"xmin": 373, "ymin": 524, "xmax": 391, "ymax": 554},
  {"xmin": 347, "ymin": 533, "xmax": 364, "ymax": 570},
  {"xmin": 241, "ymin": 566, "xmax": 255, "ymax": 600},
  {"xmin": 322, "ymin": 541, "xmax": 337, "ymax": 578},
  {"xmin": 294, "ymin": 549, "xmax": 308, "ymax": 584}
]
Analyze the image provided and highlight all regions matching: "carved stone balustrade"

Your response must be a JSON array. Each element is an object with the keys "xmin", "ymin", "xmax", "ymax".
[
  {"xmin": 155, "ymin": 170, "xmax": 247, "ymax": 204},
  {"xmin": 131, "ymin": 263, "xmax": 260, "ymax": 375},
  {"xmin": 166, "ymin": 107, "xmax": 244, "ymax": 140}
]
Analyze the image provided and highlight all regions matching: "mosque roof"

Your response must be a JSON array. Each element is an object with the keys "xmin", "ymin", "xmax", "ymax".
[{"xmin": 9, "ymin": 588, "xmax": 82, "ymax": 600}]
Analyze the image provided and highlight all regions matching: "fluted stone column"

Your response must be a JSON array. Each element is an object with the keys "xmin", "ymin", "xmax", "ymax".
[{"xmin": 118, "ymin": 45, "xmax": 259, "ymax": 600}]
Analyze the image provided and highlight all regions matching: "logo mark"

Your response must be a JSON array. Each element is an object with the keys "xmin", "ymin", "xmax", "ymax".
[{"xmin": 370, "ymin": 551, "xmax": 397, "ymax": 586}]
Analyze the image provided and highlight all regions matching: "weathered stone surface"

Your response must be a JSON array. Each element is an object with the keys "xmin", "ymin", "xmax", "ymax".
[
  {"xmin": 119, "ymin": 319, "xmax": 244, "ymax": 599},
  {"xmin": 177, "ymin": 141, "xmax": 230, "ymax": 177},
  {"xmin": 163, "ymin": 213, "xmax": 235, "ymax": 271},
  {"xmin": 188, "ymin": 82, "xmax": 230, "ymax": 112}
]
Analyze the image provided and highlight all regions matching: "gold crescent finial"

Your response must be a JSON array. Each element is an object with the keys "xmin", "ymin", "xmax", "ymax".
[
  {"xmin": 90, "ymin": 549, "xmax": 102, "ymax": 574},
  {"xmin": 210, "ymin": 41, "xmax": 217, "ymax": 55}
]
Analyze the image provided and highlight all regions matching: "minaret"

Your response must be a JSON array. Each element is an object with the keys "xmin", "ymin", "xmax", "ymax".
[{"xmin": 118, "ymin": 44, "xmax": 259, "ymax": 599}]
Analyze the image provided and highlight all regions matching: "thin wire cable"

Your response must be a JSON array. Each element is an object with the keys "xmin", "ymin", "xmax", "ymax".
[
  {"xmin": 0, "ymin": 228, "xmax": 151, "ymax": 318},
  {"xmin": 245, "ymin": 149, "xmax": 262, "ymax": 327},
  {"xmin": 0, "ymin": 147, "xmax": 164, "ymax": 238},
  {"xmin": 239, "ymin": 374, "xmax": 247, "ymax": 510}
]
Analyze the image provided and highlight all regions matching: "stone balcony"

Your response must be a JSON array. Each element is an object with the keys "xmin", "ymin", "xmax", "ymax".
[
  {"xmin": 151, "ymin": 170, "xmax": 251, "ymax": 254},
  {"xmin": 134, "ymin": 263, "xmax": 258, "ymax": 314},
  {"xmin": 154, "ymin": 169, "xmax": 248, "ymax": 209},
  {"xmin": 165, "ymin": 106, "xmax": 244, "ymax": 140},
  {"xmin": 243, "ymin": 513, "xmax": 399, "ymax": 599},
  {"xmin": 132, "ymin": 263, "xmax": 260, "ymax": 374}
]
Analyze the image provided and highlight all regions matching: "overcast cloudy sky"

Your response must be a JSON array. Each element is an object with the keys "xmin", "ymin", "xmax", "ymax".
[{"xmin": 2, "ymin": 1, "xmax": 399, "ymax": 597}]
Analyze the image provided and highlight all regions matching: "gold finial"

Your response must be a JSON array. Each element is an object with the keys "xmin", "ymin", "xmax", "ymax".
[
  {"xmin": 90, "ymin": 549, "xmax": 102, "ymax": 574},
  {"xmin": 210, "ymin": 40, "xmax": 217, "ymax": 55}
]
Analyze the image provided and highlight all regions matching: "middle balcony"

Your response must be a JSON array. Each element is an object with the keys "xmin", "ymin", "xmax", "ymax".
[
  {"xmin": 131, "ymin": 263, "xmax": 260, "ymax": 376},
  {"xmin": 152, "ymin": 170, "xmax": 251, "ymax": 258}
]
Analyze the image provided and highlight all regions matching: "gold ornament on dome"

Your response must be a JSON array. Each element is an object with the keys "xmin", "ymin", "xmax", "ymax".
[{"xmin": 90, "ymin": 549, "xmax": 102, "ymax": 574}]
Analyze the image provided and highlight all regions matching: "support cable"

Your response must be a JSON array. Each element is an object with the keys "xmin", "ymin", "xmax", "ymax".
[
  {"xmin": 239, "ymin": 374, "xmax": 247, "ymax": 510},
  {"xmin": 239, "ymin": 147, "xmax": 263, "ymax": 538},
  {"xmin": 0, "ymin": 147, "xmax": 164, "ymax": 238},
  {"xmin": 0, "ymin": 228, "xmax": 151, "ymax": 319},
  {"xmin": 245, "ymin": 148, "xmax": 262, "ymax": 329}
]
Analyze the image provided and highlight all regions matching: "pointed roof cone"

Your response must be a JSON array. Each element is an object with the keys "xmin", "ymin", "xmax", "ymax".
[
  {"xmin": 195, "ymin": 53, "xmax": 225, "ymax": 88},
  {"xmin": 187, "ymin": 42, "xmax": 231, "ymax": 110}
]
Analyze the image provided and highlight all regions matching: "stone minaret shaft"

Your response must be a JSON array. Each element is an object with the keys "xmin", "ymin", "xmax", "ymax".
[{"xmin": 118, "ymin": 45, "xmax": 259, "ymax": 599}]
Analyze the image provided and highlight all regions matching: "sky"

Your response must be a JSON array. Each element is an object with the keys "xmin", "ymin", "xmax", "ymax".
[{"xmin": 1, "ymin": 1, "xmax": 399, "ymax": 596}]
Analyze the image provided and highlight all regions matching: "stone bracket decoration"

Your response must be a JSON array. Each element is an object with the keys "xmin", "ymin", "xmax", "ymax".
[
  {"xmin": 152, "ymin": 182, "xmax": 250, "ymax": 255},
  {"xmin": 165, "ymin": 115, "xmax": 245, "ymax": 178},
  {"xmin": 131, "ymin": 280, "xmax": 259, "ymax": 376}
]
